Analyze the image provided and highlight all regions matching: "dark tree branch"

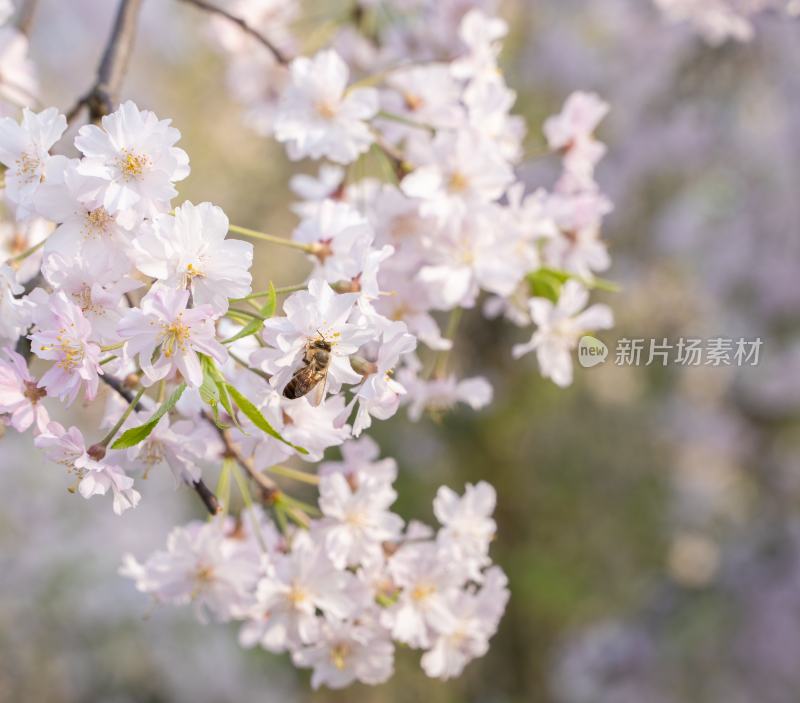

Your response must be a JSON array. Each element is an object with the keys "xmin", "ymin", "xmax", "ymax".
[
  {"xmin": 100, "ymin": 374, "xmax": 221, "ymax": 516},
  {"xmin": 177, "ymin": 0, "xmax": 290, "ymax": 65},
  {"xmin": 67, "ymin": 0, "xmax": 144, "ymax": 124}
]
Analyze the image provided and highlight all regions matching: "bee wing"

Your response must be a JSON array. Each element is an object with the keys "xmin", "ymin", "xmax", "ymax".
[{"xmin": 309, "ymin": 368, "xmax": 329, "ymax": 407}]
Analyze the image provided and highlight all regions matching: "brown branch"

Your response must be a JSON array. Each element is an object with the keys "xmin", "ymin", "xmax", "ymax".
[
  {"xmin": 67, "ymin": 0, "xmax": 144, "ymax": 124},
  {"xmin": 15, "ymin": 0, "xmax": 39, "ymax": 37},
  {"xmin": 176, "ymin": 0, "xmax": 290, "ymax": 65},
  {"xmin": 100, "ymin": 374, "xmax": 221, "ymax": 516},
  {"xmin": 201, "ymin": 411, "xmax": 279, "ymax": 498}
]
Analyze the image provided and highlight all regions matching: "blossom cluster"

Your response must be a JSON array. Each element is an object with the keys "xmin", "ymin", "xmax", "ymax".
[
  {"xmin": 653, "ymin": 0, "xmax": 799, "ymax": 44},
  {"xmin": 0, "ymin": 0, "xmax": 613, "ymax": 690},
  {"xmin": 210, "ymin": 5, "xmax": 615, "ymax": 389},
  {"xmin": 122, "ymin": 438, "xmax": 507, "ymax": 688}
]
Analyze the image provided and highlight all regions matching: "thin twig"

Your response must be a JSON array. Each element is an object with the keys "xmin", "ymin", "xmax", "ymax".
[
  {"xmin": 177, "ymin": 0, "xmax": 290, "ymax": 65},
  {"xmin": 100, "ymin": 374, "xmax": 221, "ymax": 516},
  {"xmin": 201, "ymin": 410, "xmax": 279, "ymax": 494},
  {"xmin": 67, "ymin": 0, "xmax": 144, "ymax": 124}
]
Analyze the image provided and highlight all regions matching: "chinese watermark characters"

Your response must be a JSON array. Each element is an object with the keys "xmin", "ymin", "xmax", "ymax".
[{"xmin": 578, "ymin": 336, "xmax": 763, "ymax": 368}]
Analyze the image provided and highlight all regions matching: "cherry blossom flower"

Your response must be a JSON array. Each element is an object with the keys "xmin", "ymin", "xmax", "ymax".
[
  {"xmin": 274, "ymin": 50, "xmax": 379, "ymax": 164},
  {"xmin": 113, "ymin": 409, "xmax": 222, "ymax": 484},
  {"xmin": 132, "ymin": 201, "xmax": 253, "ymax": 313},
  {"xmin": 41, "ymin": 250, "xmax": 141, "ymax": 342},
  {"xmin": 415, "ymin": 205, "xmax": 524, "ymax": 309},
  {"xmin": 292, "ymin": 199, "xmax": 387, "ymax": 294},
  {"xmin": 349, "ymin": 321, "xmax": 417, "ymax": 435},
  {"xmin": 253, "ymin": 278, "xmax": 373, "ymax": 396},
  {"xmin": 401, "ymin": 129, "xmax": 513, "ymax": 224},
  {"xmin": 289, "ymin": 164, "xmax": 345, "ymax": 218},
  {"xmin": 0, "ymin": 346, "xmax": 49, "ymax": 432},
  {"xmin": 29, "ymin": 291, "xmax": 103, "ymax": 404},
  {"xmin": 240, "ymin": 390, "xmax": 352, "ymax": 467},
  {"xmin": 451, "ymin": 9, "xmax": 509, "ymax": 82},
  {"xmin": 380, "ymin": 64, "xmax": 464, "ymax": 135},
  {"xmin": 292, "ymin": 619, "xmax": 395, "ymax": 689},
  {"xmin": 512, "ymin": 280, "xmax": 614, "ymax": 387},
  {"xmin": 118, "ymin": 285, "xmax": 227, "ymax": 388},
  {"xmin": 0, "ymin": 107, "xmax": 66, "ymax": 219},
  {"xmin": 33, "ymin": 157, "xmax": 128, "ymax": 258},
  {"xmin": 35, "ymin": 421, "xmax": 140, "ymax": 515},
  {"xmin": 421, "ymin": 566, "xmax": 509, "ymax": 680},
  {"xmin": 434, "ymin": 481, "xmax": 496, "ymax": 580},
  {"xmin": 400, "ymin": 363, "xmax": 493, "ymax": 422},
  {"xmin": 240, "ymin": 539, "xmax": 360, "ymax": 652},
  {"xmin": 316, "ymin": 471, "xmax": 404, "ymax": 568},
  {"xmin": 74, "ymin": 100, "xmax": 189, "ymax": 227},
  {"xmin": 381, "ymin": 541, "xmax": 462, "ymax": 649},
  {"xmin": 319, "ymin": 436, "xmax": 398, "ymax": 485},
  {"xmin": 544, "ymin": 92, "xmax": 609, "ymax": 153},
  {"xmin": 121, "ymin": 518, "xmax": 261, "ymax": 622}
]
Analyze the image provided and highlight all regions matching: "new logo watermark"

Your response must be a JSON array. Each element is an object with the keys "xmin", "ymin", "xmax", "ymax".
[{"xmin": 578, "ymin": 335, "xmax": 608, "ymax": 368}]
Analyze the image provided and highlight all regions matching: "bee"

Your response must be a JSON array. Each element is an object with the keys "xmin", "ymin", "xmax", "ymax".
[{"xmin": 283, "ymin": 336, "xmax": 332, "ymax": 404}]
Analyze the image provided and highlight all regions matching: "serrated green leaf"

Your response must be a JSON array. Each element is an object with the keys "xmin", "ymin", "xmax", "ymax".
[
  {"xmin": 225, "ymin": 383, "xmax": 308, "ymax": 455},
  {"xmin": 111, "ymin": 384, "xmax": 187, "ymax": 449},
  {"xmin": 223, "ymin": 283, "xmax": 277, "ymax": 344}
]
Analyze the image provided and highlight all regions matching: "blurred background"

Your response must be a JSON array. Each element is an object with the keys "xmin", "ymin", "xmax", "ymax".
[{"xmin": 2, "ymin": 0, "xmax": 800, "ymax": 701}]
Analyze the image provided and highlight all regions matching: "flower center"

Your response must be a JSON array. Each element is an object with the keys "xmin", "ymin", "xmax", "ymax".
[
  {"xmin": 72, "ymin": 284, "xmax": 101, "ymax": 315},
  {"xmin": 403, "ymin": 92, "xmax": 425, "ymax": 111},
  {"xmin": 287, "ymin": 584, "xmax": 309, "ymax": 607},
  {"xmin": 195, "ymin": 564, "xmax": 215, "ymax": 583},
  {"xmin": 119, "ymin": 149, "xmax": 150, "ymax": 180},
  {"xmin": 330, "ymin": 643, "xmax": 351, "ymax": 671},
  {"xmin": 23, "ymin": 380, "xmax": 46, "ymax": 404},
  {"xmin": 43, "ymin": 327, "xmax": 85, "ymax": 371},
  {"xmin": 316, "ymin": 100, "xmax": 338, "ymax": 119},
  {"xmin": 161, "ymin": 315, "xmax": 191, "ymax": 358},
  {"xmin": 141, "ymin": 438, "xmax": 166, "ymax": 466},
  {"xmin": 83, "ymin": 207, "xmax": 113, "ymax": 238},
  {"xmin": 15, "ymin": 151, "xmax": 43, "ymax": 184},
  {"xmin": 183, "ymin": 262, "xmax": 205, "ymax": 287},
  {"xmin": 448, "ymin": 171, "xmax": 470, "ymax": 193},
  {"xmin": 411, "ymin": 583, "xmax": 435, "ymax": 602},
  {"xmin": 345, "ymin": 510, "xmax": 368, "ymax": 527}
]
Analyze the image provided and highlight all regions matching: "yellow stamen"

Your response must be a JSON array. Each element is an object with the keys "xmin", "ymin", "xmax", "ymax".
[
  {"xmin": 161, "ymin": 315, "xmax": 191, "ymax": 358},
  {"xmin": 411, "ymin": 584, "xmax": 435, "ymax": 602},
  {"xmin": 330, "ymin": 643, "xmax": 350, "ymax": 671},
  {"xmin": 448, "ymin": 171, "xmax": 469, "ymax": 193},
  {"xmin": 119, "ymin": 149, "xmax": 150, "ymax": 180}
]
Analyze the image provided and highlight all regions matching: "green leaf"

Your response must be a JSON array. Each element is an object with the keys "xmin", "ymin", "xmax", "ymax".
[
  {"xmin": 223, "ymin": 283, "xmax": 277, "ymax": 344},
  {"xmin": 215, "ymin": 458, "xmax": 233, "ymax": 516},
  {"xmin": 111, "ymin": 384, "xmax": 187, "ymax": 449},
  {"xmin": 201, "ymin": 355, "xmax": 243, "ymax": 431},
  {"xmin": 199, "ymin": 356, "xmax": 228, "ymax": 428},
  {"xmin": 216, "ymin": 378, "xmax": 243, "ymax": 431},
  {"xmin": 527, "ymin": 270, "xmax": 562, "ymax": 302},
  {"xmin": 225, "ymin": 383, "xmax": 308, "ymax": 455},
  {"xmin": 536, "ymin": 267, "xmax": 621, "ymax": 294}
]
